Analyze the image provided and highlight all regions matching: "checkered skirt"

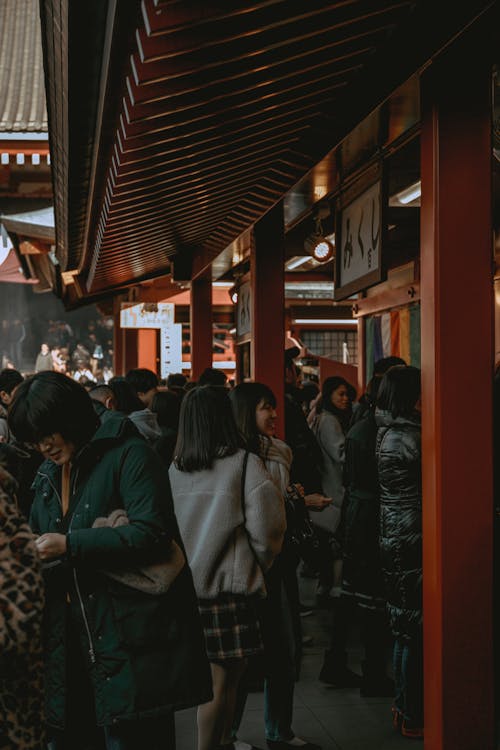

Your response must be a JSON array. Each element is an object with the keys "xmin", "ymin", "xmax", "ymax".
[{"xmin": 198, "ymin": 594, "xmax": 263, "ymax": 661}]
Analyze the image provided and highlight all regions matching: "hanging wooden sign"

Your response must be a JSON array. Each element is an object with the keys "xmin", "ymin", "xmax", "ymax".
[{"xmin": 334, "ymin": 166, "xmax": 386, "ymax": 300}]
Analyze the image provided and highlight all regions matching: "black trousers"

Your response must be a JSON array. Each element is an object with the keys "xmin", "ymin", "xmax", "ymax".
[{"xmin": 325, "ymin": 595, "xmax": 389, "ymax": 676}]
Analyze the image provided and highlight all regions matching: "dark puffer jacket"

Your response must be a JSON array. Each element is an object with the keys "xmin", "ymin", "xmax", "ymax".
[
  {"xmin": 30, "ymin": 412, "xmax": 211, "ymax": 730},
  {"xmin": 376, "ymin": 410, "xmax": 422, "ymax": 641},
  {"xmin": 341, "ymin": 410, "xmax": 385, "ymax": 611}
]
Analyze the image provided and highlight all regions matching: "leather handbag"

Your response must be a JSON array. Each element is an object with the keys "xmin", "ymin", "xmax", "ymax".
[
  {"xmin": 92, "ymin": 509, "xmax": 185, "ymax": 595},
  {"xmin": 284, "ymin": 484, "xmax": 322, "ymax": 571}
]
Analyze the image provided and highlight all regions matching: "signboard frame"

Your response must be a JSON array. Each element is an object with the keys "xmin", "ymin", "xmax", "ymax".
[{"xmin": 334, "ymin": 163, "xmax": 386, "ymax": 300}]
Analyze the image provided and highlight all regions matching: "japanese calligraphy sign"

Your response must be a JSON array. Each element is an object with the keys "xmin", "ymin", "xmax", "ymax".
[{"xmin": 334, "ymin": 178, "xmax": 385, "ymax": 300}]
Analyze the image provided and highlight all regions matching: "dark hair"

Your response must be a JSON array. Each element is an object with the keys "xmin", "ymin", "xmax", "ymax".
[
  {"xmin": 0, "ymin": 369, "xmax": 23, "ymax": 397},
  {"xmin": 319, "ymin": 376, "xmax": 354, "ymax": 431},
  {"xmin": 174, "ymin": 386, "xmax": 241, "ymax": 471},
  {"xmin": 197, "ymin": 367, "xmax": 227, "ymax": 387},
  {"xmin": 151, "ymin": 390, "xmax": 181, "ymax": 432},
  {"xmin": 125, "ymin": 368, "xmax": 159, "ymax": 394},
  {"xmin": 108, "ymin": 377, "xmax": 143, "ymax": 414},
  {"xmin": 300, "ymin": 381, "xmax": 319, "ymax": 405},
  {"xmin": 377, "ymin": 365, "xmax": 421, "ymax": 419},
  {"xmin": 8, "ymin": 372, "xmax": 99, "ymax": 448},
  {"xmin": 89, "ymin": 384, "xmax": 114, "ymax": 403},
  {"xmin": 373, "ymin": 356, "xmax": 407, "ymax": 376},
  {"xmin": 229, "ymin": 382, "xmax": 276, "ymax": 455},
  {"xmin": 167, "ymin": 373, "xmax": 187, "ymax": 389}
]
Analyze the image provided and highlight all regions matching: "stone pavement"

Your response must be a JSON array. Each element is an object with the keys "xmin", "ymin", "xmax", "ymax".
[{"xmin": 175, "ymin": 578, "xmax": 411, "ymax": 750}]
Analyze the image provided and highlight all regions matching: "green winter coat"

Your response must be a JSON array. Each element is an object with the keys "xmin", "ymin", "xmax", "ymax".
[{"xmin": 30, "ymin": 412, "xmax": 211, "ymax": 730}]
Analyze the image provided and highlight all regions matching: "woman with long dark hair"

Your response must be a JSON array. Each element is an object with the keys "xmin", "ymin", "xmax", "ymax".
[
  {"xmin": 309, "ymin": 377, "xmax": 354, "ymax": 601},
  {"xmin": 169, "ymin": 386, "xmax": 285, "ymax": 750},
  {"xmin": 8, "ymin": 371, "xmax": 211, "ymax": 750},
  {"xmin": 376, "ymin": 365, "xmax": 423, "ymax": 738},
  {"xmin": 310, "ymin": 376, "xmax": 353, "ymax": 514},
  {"xmin": 230, "ymin": 382, "xmax": 321, "ymax": 750}
]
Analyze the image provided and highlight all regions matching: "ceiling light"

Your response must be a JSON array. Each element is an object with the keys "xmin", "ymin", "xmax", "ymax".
[
  {"xmin": 304, "ymin": 214, "xmax": 335, "ymax": 263},
  {"xmin": 311, "ymin": 237, "xmax": 335, "ymax": 263},
  {"xmin": 395, "ymin": 180, "xmax": 421, "ymax": 205},
  {"xmin": 213, "ymin": 281, "xmax": 233, "ymax": 288},
  {"xmin": 286, "ymin": 255, "xmax": 312, "ymax": 270}
]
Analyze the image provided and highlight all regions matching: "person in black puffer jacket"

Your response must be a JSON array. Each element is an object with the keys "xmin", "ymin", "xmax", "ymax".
[{"xmin": 375, "ymin": 365, "xmax": 423, "ymax": 739}]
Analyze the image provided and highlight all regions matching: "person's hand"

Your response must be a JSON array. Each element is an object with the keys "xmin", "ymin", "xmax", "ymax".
[
  {"xmin": 305, "ymin": 493, "xmax": 332, "ymax": 511},
  {"xmin": 286, "ymin": 482, "xmax": 305, "ymax": 497},
  {"xmin": 35, "ymin": 533, "xmax": 67, "ymax": 560}
]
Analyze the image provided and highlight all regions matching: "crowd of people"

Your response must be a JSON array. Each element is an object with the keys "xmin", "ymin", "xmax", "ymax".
[
  {"xmin": 0, "ymin": 353, "xmax": 423, "ymax": 750},
  {"xmin": 1, "ymin": 317, "xmax": 115, "ymax": 384}
]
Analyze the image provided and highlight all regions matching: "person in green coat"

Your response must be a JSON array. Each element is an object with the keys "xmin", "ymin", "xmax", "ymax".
[{"xmin": 8, "ymin": 371, "xmax": 211, "ymax": 750}]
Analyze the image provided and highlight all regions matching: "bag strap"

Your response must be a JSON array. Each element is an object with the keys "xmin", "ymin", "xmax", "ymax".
[
  {"xmin": 240, "ymin": 449, "xmax": 250, "ymax": 523},
  {"xmin": 240, "ymin": 450, "xmax": 263, "ymax": 573}
]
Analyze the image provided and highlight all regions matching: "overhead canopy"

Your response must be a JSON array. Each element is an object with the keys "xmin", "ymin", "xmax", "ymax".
[{"xmin": 39, "ymin": 0, "xmax": 495, "ymax": 304}]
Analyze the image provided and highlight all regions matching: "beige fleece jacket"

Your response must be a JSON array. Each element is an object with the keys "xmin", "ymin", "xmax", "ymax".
[{"xmin": 169, "ymin": 449, "xmax": 285, "ymax": 599}]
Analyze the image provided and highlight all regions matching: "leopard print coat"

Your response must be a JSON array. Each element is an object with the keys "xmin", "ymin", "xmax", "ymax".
[{"xmin": 0, "ymin": 466, "xmax": 44, "ymax": 750}]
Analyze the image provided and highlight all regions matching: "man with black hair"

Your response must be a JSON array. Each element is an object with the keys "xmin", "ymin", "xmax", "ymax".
[
  {"xmin": 0, "ymin": 369, "xmax": 23, "ymax": 443},
  {"xmin": 166, "ymin": 372, "xmax": 188, "ymax": 400},
  {"xmin": 283, "ymin": 349, "xmax": 323, "ymax": 495},
  {"xmin": 197, "ymin": 367, "xmax": 227, "ymax": 387},
  {"xmin": 89, "ymin": 385, "xmax": 118, "ymax": 422},
  {"xmin": 125, "ymin": 367, "xmax": 159, "ymax": 408}
]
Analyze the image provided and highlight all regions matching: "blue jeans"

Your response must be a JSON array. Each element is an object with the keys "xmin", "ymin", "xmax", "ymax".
[
  {"xmin": 393, "ymin": 636, "xmax": 423, "ymax": 727},
  {"xmin": 233, "ymin": 563, "xmax": 301, "ymax": 743}
]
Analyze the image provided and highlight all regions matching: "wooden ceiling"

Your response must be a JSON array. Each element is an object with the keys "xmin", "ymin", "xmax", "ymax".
[{"xmin": 39, "ymin": 0, "xmax": 495, "ymax": 303}]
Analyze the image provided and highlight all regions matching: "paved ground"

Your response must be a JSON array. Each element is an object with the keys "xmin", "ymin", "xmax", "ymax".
[{"xmin": 175, "ymin": 577, "xmax": 411, "ymax": 750}]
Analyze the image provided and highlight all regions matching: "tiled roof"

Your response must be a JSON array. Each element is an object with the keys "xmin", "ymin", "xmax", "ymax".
[{"xmin": 0, "ymin": 0, "xmax": 47, "ymax": 132}]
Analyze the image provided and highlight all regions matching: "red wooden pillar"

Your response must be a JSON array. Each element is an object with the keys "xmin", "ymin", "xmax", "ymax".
[
  {"xmin": 190, "ymin": 272, "xmax": 212, "ymax": 381},
  {"xmin": 137, "ymin": 329, "xmax": 157, "ymax": 373},
  {"xmin": 420, "ymin": 30, "xmax": 493, "ymax": 750},
  {"xmin": 252, "ymin": 202, "xmax": 285, "ymax": 437},
  {"xmin": 123, "ymin": 329, "xmax": 138, "ymax": 374}
]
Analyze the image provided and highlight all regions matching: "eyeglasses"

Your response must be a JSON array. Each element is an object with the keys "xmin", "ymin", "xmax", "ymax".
[{"xmin": 25, "ymin": 435, "xmax": 56, "ymax": 452}]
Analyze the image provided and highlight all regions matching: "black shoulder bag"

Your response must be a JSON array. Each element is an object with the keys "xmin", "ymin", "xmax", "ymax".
[{"xmin": 284, "ymin": 484, "xmax": 322, "ymax": 573}]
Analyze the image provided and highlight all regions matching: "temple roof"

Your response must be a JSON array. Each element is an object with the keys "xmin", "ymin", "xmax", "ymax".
[{"xmin": 0, "ymin": 0, "xmax": 48, "ymax": 132}]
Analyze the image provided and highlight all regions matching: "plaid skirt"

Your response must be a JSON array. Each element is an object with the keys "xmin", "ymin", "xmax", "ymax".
[{"xmin": 198, "ymin": 594, "xmax": 263, "ymax": 661}]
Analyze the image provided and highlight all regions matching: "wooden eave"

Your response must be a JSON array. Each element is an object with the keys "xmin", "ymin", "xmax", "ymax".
[{"xmin": 39, "ymin": 0, "xmax": 496, "ymax": 304}]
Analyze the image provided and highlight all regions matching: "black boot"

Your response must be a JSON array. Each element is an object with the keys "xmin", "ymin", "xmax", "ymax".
[
  {"xmin": 319, "ymin": 650, "xmax": 361, "ymax": 687},
  {"xmin": 359, "ymin": 609, "xmax": 393, "ymax": 696},
  {"xmin": 318, "ymin": 596, "xmax": 361, "ymax": 687},
  {"xmin": 359, "ymin": 659, "xmax": 394, "ymax": 697}
]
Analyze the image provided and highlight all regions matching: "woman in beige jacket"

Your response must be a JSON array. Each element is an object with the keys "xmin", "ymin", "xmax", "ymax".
[{"xmin": 169, "ymin": 386, "xmax": 285, "ymax": 750}]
